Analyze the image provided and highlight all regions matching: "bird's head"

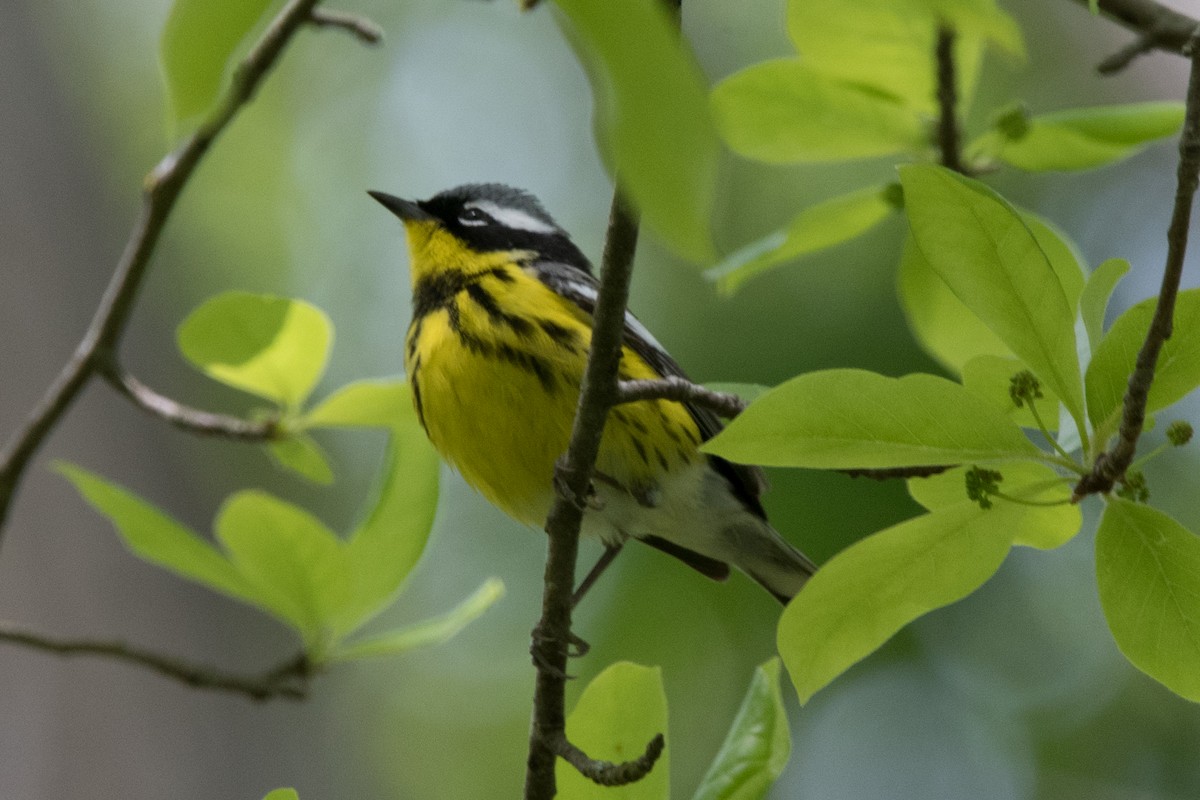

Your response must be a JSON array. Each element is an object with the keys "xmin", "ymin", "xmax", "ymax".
[{"xmin": 369, "ymin": 183, "xmax": 591, "ymax": 279}]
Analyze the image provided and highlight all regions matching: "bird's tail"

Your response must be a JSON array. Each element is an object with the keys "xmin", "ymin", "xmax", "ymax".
[{"xmin": 728, "ymin": 520, "xmax": 817, "ymax": 605}]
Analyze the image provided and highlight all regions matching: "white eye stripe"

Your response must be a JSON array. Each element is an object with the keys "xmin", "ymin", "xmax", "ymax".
[{"xmin": 464, "ymin": 200, "xmax": 558, "ymax": 234}]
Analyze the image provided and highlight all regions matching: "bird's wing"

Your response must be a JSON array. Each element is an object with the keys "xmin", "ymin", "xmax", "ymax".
[{"xmin": 528, "ymin": 259, "xmax": 769, "ymax": 518}]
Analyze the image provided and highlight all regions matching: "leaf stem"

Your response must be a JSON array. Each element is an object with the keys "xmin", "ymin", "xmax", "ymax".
[{"xmin": 1025, "ymin": 397, "xmax": 1077, "ymax": 465}]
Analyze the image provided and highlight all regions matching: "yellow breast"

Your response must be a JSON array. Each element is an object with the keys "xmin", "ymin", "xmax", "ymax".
[{"xmin": 402, "ymin": 236, "xmax": 701, "ymax": 526}]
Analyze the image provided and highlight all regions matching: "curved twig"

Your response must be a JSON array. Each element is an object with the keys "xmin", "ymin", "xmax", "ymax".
[
  {"xmin": 553, "ymin": 732, "xmax": 666, "ymax": 787},
  {"xmin": 0, "ymin": 620, "xmax": 310, "ymax": 701},
  {"xmin": 99, "ymin": 360, "xmax": 278, "ymax": 441},
  {"xmin": 309, "ymin": 8, "xmax": 383, "ymax": 44}
]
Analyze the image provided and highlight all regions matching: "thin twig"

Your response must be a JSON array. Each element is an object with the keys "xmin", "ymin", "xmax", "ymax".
[
  {"xmin": 616, "ymin": 377, "xmax": 747, "ymax": 418},
  {"xmin": 934, "ymin": 25, "xmax": 966, "ymax": 174},
  {"xmin": 100, "ymin": 361, "xmax": 277, "ymax": 441},
  {"xmin": 553, "ymin": 732, "xmax": 665, "ymax": 787},
  {"xmin": 308, "ymin": 8, "xmax": 383, "ymax": 44},
  {"xmin": 0, "ymin": 0, "xmax": 347, "ymax": 537},
  {"xmin": 1069, "ymin": 0, "xmax": 1199, "ymax": 71},
  {"xmin": 524, "ymin": 192, "xmax": 648, "ymax": 800},
  {"xmin": 1074, "ymin": 29, "xmax": 1200, "ymax": 501},
  {"xmin": 0, "ymin": 620, "xmax": 310, "ymax": 701}
]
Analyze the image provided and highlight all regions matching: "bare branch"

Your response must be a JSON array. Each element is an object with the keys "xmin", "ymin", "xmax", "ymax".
[
  {"xmin": 525, "ymin": 192, "xmax": 642, "ymax": 800},
  {"xmin": 1069, "ymin": 0, "xmax": 1199, "ymax": 71},
  {"xmin": 0, "ymin": 620, "xmax": 310, "ymax": 701},
  {"xmin": 309, "ymin": 8, "xmax": 383, "ymax": 44},
  {"xmin": 553, "ymin": 732, "xmax": 666, "ymax": 787},
  {"xmin": 617, "ymin": 377, "xmax": 747, "ymax": 418},
  {"xmin": 841, "ymin": 465, "xmax": 954, "ymax": 481},
  {"xmin": 100, "ymin": 361, "xmax": 278, "ymax": 441},
  {"xmin": 0, "ymin": 0, "xmax": 364, "ymax": 536},
  {"xmin": 935, "ymin": 25, "xmax": 967, "ymax": 174},
  {"xmin": 1075, "ymin": 29, "xmax": 1200, "ymax": 500}
]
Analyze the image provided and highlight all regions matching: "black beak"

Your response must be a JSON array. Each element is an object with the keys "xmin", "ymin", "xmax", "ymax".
[{"xmin": 367, "ymin": 190, "xmax": 434, "ymax": 222}]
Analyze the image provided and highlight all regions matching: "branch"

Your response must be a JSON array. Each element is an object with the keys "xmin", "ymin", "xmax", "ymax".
[
  {"xmin": 934, "ymin": 25, "xmax": 967, "ymax": 174},
  {"xmin": 553, "ymin": 733, "xmax": 665, "ymax": 787},
  {"xmin": 308, "ymin": 8, "xmax": 383, "ymax": 44},
  {"xmin": 617, "ymin": 376, "xmax": 747, "ymax": 418},
  {"xmin": 524, "ymin": 192, "xmax": 645, "ymax": 800},
  {"xmin": 1075, "ymin": 30, "xmax": 1200, "ymax": 501},
  {"xmin": 0, "ymin": 0, "xmax": 355, "ymax": 537},
  {"xmin": 1068, "ymin": 0, "xmax": 1200, "ymax": 71},
  {"xmin": 100, "ymin": 361, "xmax": 278, "ymax": 441},
  {"xmin": 0, "ymin": 620, "xmax": 310, "ymax": 701},
  {"xmin": 841, "ymin": 465, "xmax": 954, "ymax": 481}
]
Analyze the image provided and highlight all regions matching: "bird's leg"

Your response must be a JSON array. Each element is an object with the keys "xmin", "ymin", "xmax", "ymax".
[{"xmin": 572, "ymin": 542, "xmax": 624, "ymax": 608}]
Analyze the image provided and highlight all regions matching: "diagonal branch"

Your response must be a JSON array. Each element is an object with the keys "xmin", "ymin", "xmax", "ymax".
[
  {"xmin": 0, "ymin": 620, "xmax": 310, "ymax": 701},
  {"xmin": 1074, "ymin": 30, "xmax": 1200, "ymax": 500},
  {"xmin": 524, "ymin": 192, "xmax": 653, "ymax": 800},
  {"xmin": 616, "ymin": 376, "xmax": 747, "ymax": 418},
  {"xmin": 0, "ymin": 0, "xmax": 365, "ymax": 538}
]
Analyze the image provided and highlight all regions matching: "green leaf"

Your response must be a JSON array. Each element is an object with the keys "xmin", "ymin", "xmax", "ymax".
[
  {"xmin": 159, "ymin": 0, "xmax": 275, "ymax": 132},
  {"xmin": 712, "ymin": 59, "xmax": 925, "ymax": 164},
  {"xmin": 907, "ymin": 462, "xmax": 1080, "ymax": 549},
  {"xmin": 786, "ymin": 0, "xmax": 1022, "ymax": 115},
  {"xmin": 1080, "ymin": 258, "xmax": 1130, "ymax": 351},
  {"xmin": 554, "ymin": 0, "xmax": 718, "ymax": 262},
  {"xmin": 1097, "ymin": 499, "xmax": 1200, "ymax": 702},
  {"xmin": 1085, "ymin": 289, "xmax": 1200, "ymax": 434},
  {"xmin": 706, "ymin": 185, "xmax": 899, "ymax": 294},
  {"xmin": 900, "ymin": 165, "xmax": 1086, "ymax": 438},
  {"xmin": 995, "ymin": 103, "xmax": 1185, "ymax": 172},
  {"xmin": 897, "ymin": 233, "xmax": 1014, "ymax": 372},
  {"xmin": 702, "ymin": 369, "xmax": 1040, "ymax": 469},
  {"xmin": 779, "ymin": 501, "xmax": 1021, "ymax": 703},
  {"xmin": 266, "ymin": 434, "xmax": 334, "ymax": 485},
  {"xmin": 302, "ymin": 379, "xmax": 410, "ymax": 429},
  {"xmin": 557, "ymin": 662, "xmax": 669, "ymax": 800},
  {"xmin": 961, "ymin": 355, "xmax": 1060, "ymax": 433},
  {"xmin": 262, "ymin": 790, "xmax": 299, "ymax": 800},
  {"xmin": 692, "ymin": 659, "xmax": 789, "ymax": 800},
  {"xmin": 178, "ymin": 292, "xmax": 333, "ymax": 409},
  {"xmin": 215, "ymin": 491, "xmax": 352, "ymax": 650},
  {"xmin": 331, "ymin": 578, "xmax": 505, "ymax": 662},
  {"xmin": 1023, "ymin": 212, "xmax": 1086, "ymax": 313},
  {"xmin": 334, "ymin": 388, "xmax": 441, "ymax": 635},
  {"xmin": 57, "ymin": 463, "xmax": 257, "ymax": 604}
]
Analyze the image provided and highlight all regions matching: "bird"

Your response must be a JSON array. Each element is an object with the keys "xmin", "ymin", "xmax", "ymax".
[{"xmin": 369, "ymin": 183, "xmax": 816, "ymax": 603}]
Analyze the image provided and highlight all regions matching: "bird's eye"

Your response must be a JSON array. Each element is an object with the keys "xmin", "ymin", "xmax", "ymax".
[{"xmin": 459, "ymin": 207, "xmax": 490, "ymax": 226}]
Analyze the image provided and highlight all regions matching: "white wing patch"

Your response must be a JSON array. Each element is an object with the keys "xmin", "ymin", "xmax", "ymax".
[
  {"xmin": 465, "ymin": 199, "xmax": 559, "ymax": 234},
  {"xmin": 561, "ymin": 278, "xmax": 668, "ymax": 354}
]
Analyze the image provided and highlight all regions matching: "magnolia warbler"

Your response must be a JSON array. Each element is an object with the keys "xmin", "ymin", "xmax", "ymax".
[{"xmin": 369, "ymin": 184, "xmax": 815, "ymax": 603}]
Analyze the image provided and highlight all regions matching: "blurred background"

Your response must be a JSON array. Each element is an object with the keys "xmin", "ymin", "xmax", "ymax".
[{"xmin": 2, "ymin": 0, "xmax": 1200, "ymax": 797}]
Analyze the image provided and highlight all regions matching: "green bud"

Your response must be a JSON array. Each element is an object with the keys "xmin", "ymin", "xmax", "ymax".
[
  {"xmin": 1008, "ymin": 370, "xmax": 1043, "ymax": 409},
  {"xmin": 1117, "ymin": 471, "xmax": 1150, "ymax": 503},
  {"xmin": 1167, "ymin": 420, "xmax": 1193, "ymax": 446},
  {"xmin": 965, "ymin": 467, "xmax": 1003, "ymax": 510}
]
